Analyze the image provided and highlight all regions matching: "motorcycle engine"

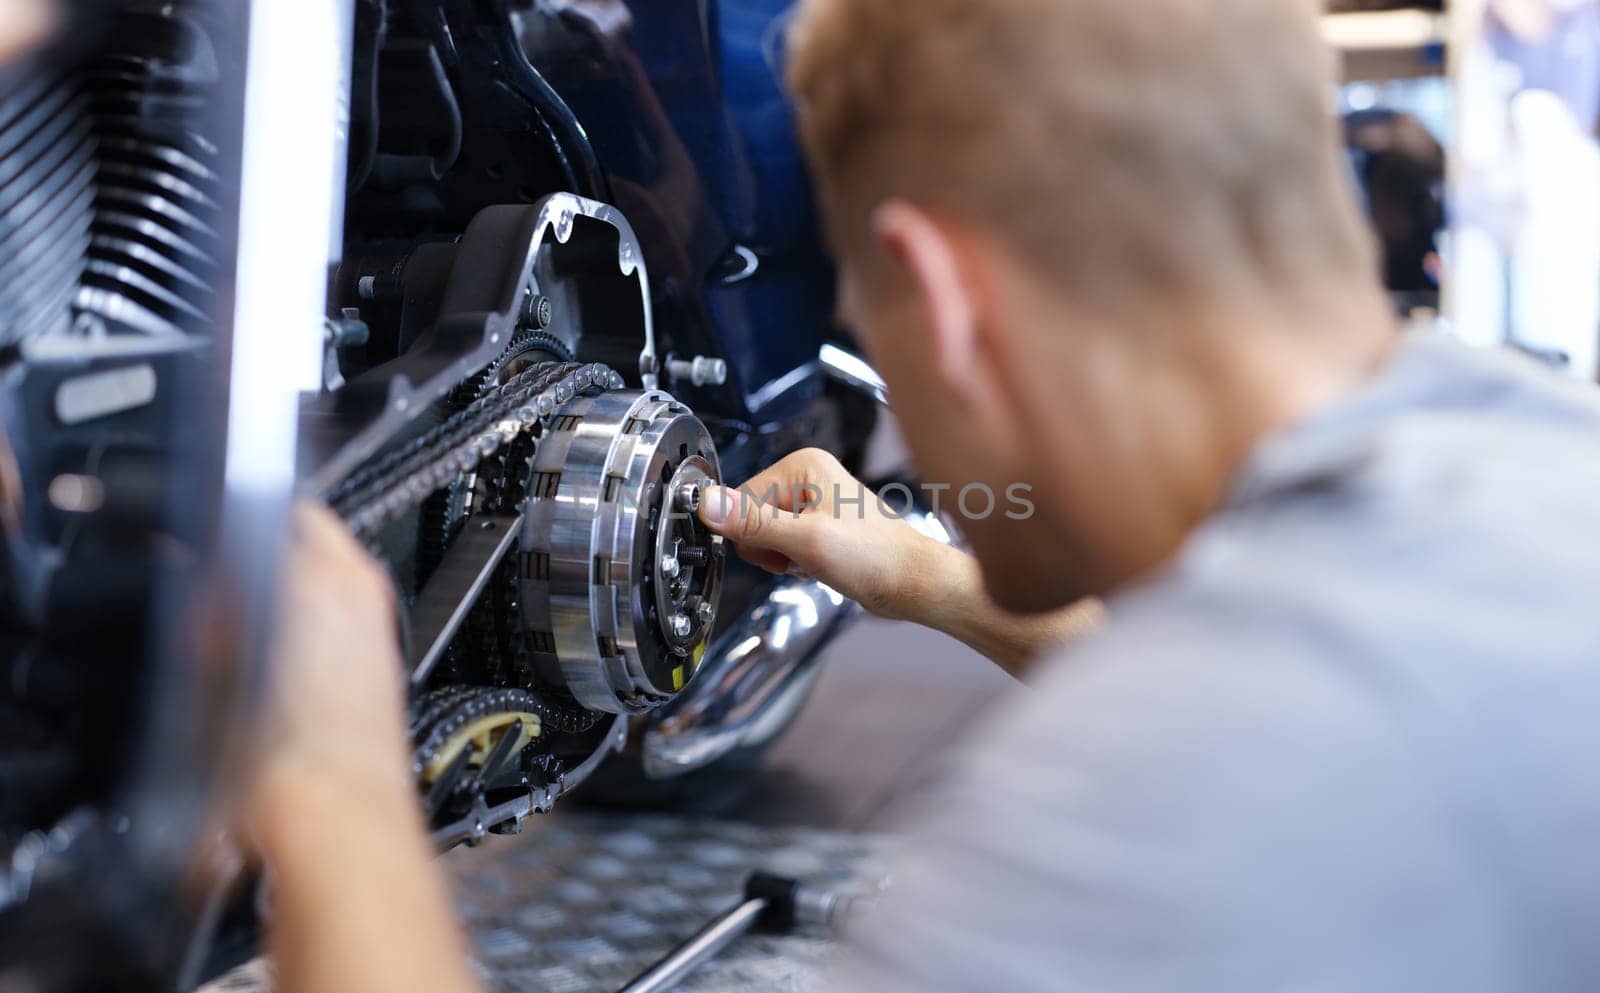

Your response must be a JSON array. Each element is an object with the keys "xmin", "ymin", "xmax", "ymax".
[{"xmin": 0, "ymin": 0, "xmax": 735, "ymax": 979}]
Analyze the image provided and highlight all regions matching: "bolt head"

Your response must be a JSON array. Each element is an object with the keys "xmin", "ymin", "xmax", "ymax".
[
  {"xmin": 660, "ymin": 555, "xmax": 681, "ymax": 578},
  {"xmin": 696, "ymin": 357, "xmax": 729, "ymax": 387},
  {"xmin": 669, "ymin": 613, "xmax": 692, "ymax": 638},
  {"xmin": 674, "ymin": 482, "xmax": 702, "ymax": 514},
  {"xmin": 696, "ymin": 600, "xmax": 715, "ymax": 624}
]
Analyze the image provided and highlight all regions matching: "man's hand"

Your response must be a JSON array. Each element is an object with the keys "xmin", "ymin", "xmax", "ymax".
[
  {"xmin": 247, "ymin": 504, "xmax": 481, "ymax": 993},
  {"xmin": 699, "ymin": 448, "xmax": 948, "ymax": 621},
  {"xmin": 698, "ymin": 450, "xmax": 1100, "ymax": 674},
  {"xmin": 250, "ymin": 503, "xmax": 413, "ymax": 818}
]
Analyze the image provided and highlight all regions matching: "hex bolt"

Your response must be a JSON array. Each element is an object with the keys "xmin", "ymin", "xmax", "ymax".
[
  {"xmin": 666, "ymin": 355, "xmax": 729, "ymax": 388},
  {"xmin": 660, "ymin": 553, "xmax": 681, "ymax": 579},
  {"xmin": 669, "ymin": 613, "xmax": 693, "ymax": 639},
  {"xmin": 673, "ymin": 482, "xmax": 703, "ymax": 514},
  {"xmin": 696, "ymin": 600, "xmax": 715, "ymax": 625}
]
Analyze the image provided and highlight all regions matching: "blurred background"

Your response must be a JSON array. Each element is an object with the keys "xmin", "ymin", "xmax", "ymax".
[{"xmin": 1329, "ymin": 0, "xmax": 1600, "ymax": 376}]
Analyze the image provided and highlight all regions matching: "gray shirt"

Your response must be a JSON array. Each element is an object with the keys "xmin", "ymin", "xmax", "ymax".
[{"xmin": 833, "ymin": 334, "xmax": 1600, "ymax": 993}]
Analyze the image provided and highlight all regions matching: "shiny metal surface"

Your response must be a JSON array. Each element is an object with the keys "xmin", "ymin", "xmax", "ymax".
[
  {"xmin": 654, "ymin": 458, "xmax": 720, "ymax": 657},
  {"xmin": 617, "ymin": 898, "xmax": 768, "ymax": 993},
  {"xmin": 641, "ymin": 577, "xmax": 856, "ymax": 779},
  {"xmin": 522, "ymin": 391, "xmax": 725, "ymax": 714},
  {"xmin": 790, "ymin": 882, "xmax": 843, "ymax": 932},
  {"xmin": 819, "ymin": 344, "xmax": 890, "ymax": 407},
  {"xmin": 642, "ymin": 505, "xmax": 954, "ymax": 779},
  {"xmin": 666, "ymin": 355, "xmax": 730, "ymax": 389}
]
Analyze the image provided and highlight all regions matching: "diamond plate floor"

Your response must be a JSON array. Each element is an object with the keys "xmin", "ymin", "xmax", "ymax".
[
  {"xmin": 203, "ymin": 813, "xmax": 888, "ymax": 993},
  {"xmin": 205, "ymin": 614, "xmax": 1002, "ymax": 993},
  {"xmin": 459, "ymin": 814, "xmax": 886, "ymax": 993}
]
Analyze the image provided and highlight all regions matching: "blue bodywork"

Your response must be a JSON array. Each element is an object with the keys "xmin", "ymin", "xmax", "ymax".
[{"xmin": 522, "ymin": 1, "xmax": 839, "ymax": 432}]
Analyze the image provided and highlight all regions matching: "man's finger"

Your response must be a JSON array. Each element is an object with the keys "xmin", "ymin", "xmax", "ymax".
[
  {"xmin": 736, "ymin": 544, "xmax": 793, "ymax": 576},
  {"xmin": 699, "ymin": 485, "xmax": 811, "ymax": 554},
  {"xmin": 730, "ymin": 448, "xmax": 842, "ymax": 514}
]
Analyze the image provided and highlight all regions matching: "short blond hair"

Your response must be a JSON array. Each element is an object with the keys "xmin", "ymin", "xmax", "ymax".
[{"xmin": 787, "ymin": 0, "xmax": 1377, "ymax": 314}]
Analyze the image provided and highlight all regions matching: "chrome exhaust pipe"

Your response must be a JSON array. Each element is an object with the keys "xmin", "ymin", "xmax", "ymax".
[
  {"xmin": 640, "ymin": 506, "xmax": 952, "ymax": 779},
  {"xmin": 640, "ymin": 576, "xmax": 858, "ymax": 779},
  {"xmin": 643, "ymin": 337, "xmax": 934, "ymax": 779}
]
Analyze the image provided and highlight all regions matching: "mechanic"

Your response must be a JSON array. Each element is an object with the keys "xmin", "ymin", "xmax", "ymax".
[{"xmin": 254, "ymin": 0, "xmax": 1600, "ymax": 990}]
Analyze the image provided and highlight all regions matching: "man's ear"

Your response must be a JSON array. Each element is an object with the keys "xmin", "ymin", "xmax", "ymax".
[{"xmin": 870, "ymin": 200, "xmax": 982, "ymax": 402}]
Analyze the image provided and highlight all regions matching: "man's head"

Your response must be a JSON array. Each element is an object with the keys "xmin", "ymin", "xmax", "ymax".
[{"xmin": 788, "ymin": 0, "xmax": 1392, "ymax": 611}]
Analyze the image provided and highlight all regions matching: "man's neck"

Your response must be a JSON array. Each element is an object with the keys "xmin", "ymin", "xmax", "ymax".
[{"xmin": 1027, "ymin": 282, "xmax": 1398, "ymax": 594}]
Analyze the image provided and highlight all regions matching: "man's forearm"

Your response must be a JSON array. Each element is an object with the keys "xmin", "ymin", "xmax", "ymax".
[{"xmin": 899, "ymin": 540, "xmax": 1102, "ymax": 677}]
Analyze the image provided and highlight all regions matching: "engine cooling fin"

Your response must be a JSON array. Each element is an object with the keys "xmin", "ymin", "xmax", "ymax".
[
  {"xmin": 77, "ymin": 14, "xmax": 222, "ymax": 338},
  {"xmin": 0, "ymin": 6, "xmax": 223, "ymax": 344},
  {"xmin": 0, "ymin": 71, "xmax": 97, "ymax": 343}
]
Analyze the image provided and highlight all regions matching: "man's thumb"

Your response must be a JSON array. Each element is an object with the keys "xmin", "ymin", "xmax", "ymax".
[
  {"xmin": 699, "ymin": 485, "xmax": 792, "ymax": 549},
  {"xmin": 700, "ymin": 485, "xmax": 748, "ymax": 533}
]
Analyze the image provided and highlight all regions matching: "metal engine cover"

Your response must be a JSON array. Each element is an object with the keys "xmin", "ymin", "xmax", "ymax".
[{"xmin": 520, "ymin": 390, "xmax": 725, "ymax": 714}]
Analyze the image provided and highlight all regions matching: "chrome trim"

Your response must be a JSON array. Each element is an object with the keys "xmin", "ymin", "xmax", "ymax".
[
  {"xmin": 640, "ymin": 504, "xmax": 951, "ymax": 778},
  {"xmin": 819, "ymin": 343, "xmax": 889, "ymax": 406},
  {"xmin": 522, "ymin": 391, "xmax": 724, "ymax": 714},
  {"xmin": 718, "ymin": 244, "xmax": 761, "ymax": 285},
  {"xmin": 752, "ymin": 343, "xmax": 888, "ymax": 413},
  {"xmin": 640, "ymin": 576, "xmax": 856, "ymax": 778}
]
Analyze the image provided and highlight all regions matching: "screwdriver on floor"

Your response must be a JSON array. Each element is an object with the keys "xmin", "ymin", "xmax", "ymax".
[{"xmin": 615, "ymin": 872, "xmax": 865, "ymax": 993}]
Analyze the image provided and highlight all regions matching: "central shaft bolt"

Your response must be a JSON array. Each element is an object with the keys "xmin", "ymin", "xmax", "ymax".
[{"xmin": 673, "ymin": 482, "xmax": 703, "ymax": 514}]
